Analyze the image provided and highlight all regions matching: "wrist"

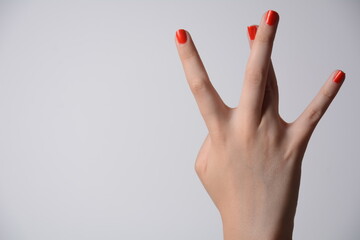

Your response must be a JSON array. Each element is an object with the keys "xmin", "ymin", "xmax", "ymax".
[{"xmin": 220, "ymin": 211, "xmax": 294, "ymax": 240}]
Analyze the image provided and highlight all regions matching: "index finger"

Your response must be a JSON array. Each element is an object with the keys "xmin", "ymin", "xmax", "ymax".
[{"xmin": 175, "ymin": 29, "xmax": 229, "ymax": 135}]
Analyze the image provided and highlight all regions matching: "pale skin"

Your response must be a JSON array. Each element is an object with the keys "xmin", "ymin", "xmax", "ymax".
[{"xmin": 175, "ymin": 11, "xmax": 345, "ymax": 240}]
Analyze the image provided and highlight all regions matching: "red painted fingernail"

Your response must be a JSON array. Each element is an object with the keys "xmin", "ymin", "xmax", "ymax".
[
  {"xmin": 176, "ymin": 29, "xmax": 187, "ymax": 44},
  {"xmin": 266, "ymin": 10, "xmax": 279, "ymax": 26},
  {"xmin": 247, "ymin": 25, "xmax": 258, "ymax": 40},
  {"xmin": 333, "ymin": 70, "xmax": 346, "ymax": 84}
]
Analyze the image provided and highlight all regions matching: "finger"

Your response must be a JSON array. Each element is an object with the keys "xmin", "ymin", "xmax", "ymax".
[
  {"xmin": 239, "ymin": 10, "xmax": 279, "ymax": 125},
  {"xmin": 292, "ymin": 70, "xmax": 346, "ymax": 142},
  {"xmin": 247, "ymin": 25, "xmax": 280, "ymax": 118},
  {"xmin": 175, "ymin": 29, "xmax": 229, "ymax": 135}
]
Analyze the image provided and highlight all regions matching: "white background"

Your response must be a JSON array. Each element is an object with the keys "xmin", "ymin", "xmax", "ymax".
[{"xmin": 0, "ymin": 1, "xmax": 359, "ymax": 239}]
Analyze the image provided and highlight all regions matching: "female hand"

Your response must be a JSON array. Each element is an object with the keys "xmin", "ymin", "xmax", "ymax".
[{"xmin": 175, "ymin": 10, "xmax": 345, "ymax": 240}]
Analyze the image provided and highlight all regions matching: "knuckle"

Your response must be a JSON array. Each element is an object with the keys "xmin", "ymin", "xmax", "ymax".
[
  {"xmin": 245, "ymin": 67, "xmax": 264, "ymax": 86},
  {"xmin": 256, "ymin": 34, "xmax": 269, "ymax": 44},
  {"xmin": 189, "ymin": 78, "xmax": 208, "ymax": 94},
  {"xmin": 307, "ymin": 107, "xmax": 323, "ymax": 124},
  {"xmin": 321, "ymin": 87, "xmax": 335, "ymax": 101},
  {"xmin": 181, "ymin": 47, "xmax": 196, "ymax": 61},
  {"xmin": 255, "ymin": 32, "xmax": 274, "ymax": 44}
]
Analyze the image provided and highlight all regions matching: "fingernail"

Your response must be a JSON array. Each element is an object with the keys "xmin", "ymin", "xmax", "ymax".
[
  {"xmin": 176, "ymin": 29, "xmax": 187, "ymax": 44},
  {"xmin": 247, "ymin": 25, "xmax": 258, "ymax": 40},
  {"xmin": 333, "ymin": 70, "xmax": 346, "ymax": 84},
  {"xmin": 266, "ymin": 10, "xmax": 279, "ymax": 26}
]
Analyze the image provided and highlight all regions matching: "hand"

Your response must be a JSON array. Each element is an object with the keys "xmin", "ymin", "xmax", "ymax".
[{"xmin": 175, "ymin": 10, "xmax": 345, "ymax": 240}]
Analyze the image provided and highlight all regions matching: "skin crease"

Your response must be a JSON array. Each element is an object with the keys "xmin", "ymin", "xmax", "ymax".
[{"xmin": 175, "ymin": 10, "xmax": 345, "ymax": 240}]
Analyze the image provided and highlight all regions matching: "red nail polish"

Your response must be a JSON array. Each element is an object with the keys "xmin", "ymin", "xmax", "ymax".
[
  {"xmin": 176, "ymin": 29, "xmax": 187, "ymax": 44},
  {"xmin": 247, "ymin": 25, "xmax": 257, "ymax": 40},
  {"xmin": 333, "ymin": 70, "xmax": 346, "ymax": 84},
  {"xmin": 266, "ymin": 10, "xmax": 279, "ymax": 26}
]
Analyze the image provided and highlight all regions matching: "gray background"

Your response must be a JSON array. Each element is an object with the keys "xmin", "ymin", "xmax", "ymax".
[{"xmin": 0, "ymin": 0, "xmax": 359, "ymax": 239}]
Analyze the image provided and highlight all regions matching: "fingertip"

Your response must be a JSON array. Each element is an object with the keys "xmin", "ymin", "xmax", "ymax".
[
  {"xmin": 333, "ymin": 70, "xmax": 346, "ymax": 84},
  {"xmin": 176, "ymin": 29, "xmax": 188, "ymax": 44},
  {"xmin": 247, "ymin": 25, "xmax": 258, "ymax": 40},
  {"xmin": 265, "ymin": 10, "xmax": 279, "ymax": 26}
]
